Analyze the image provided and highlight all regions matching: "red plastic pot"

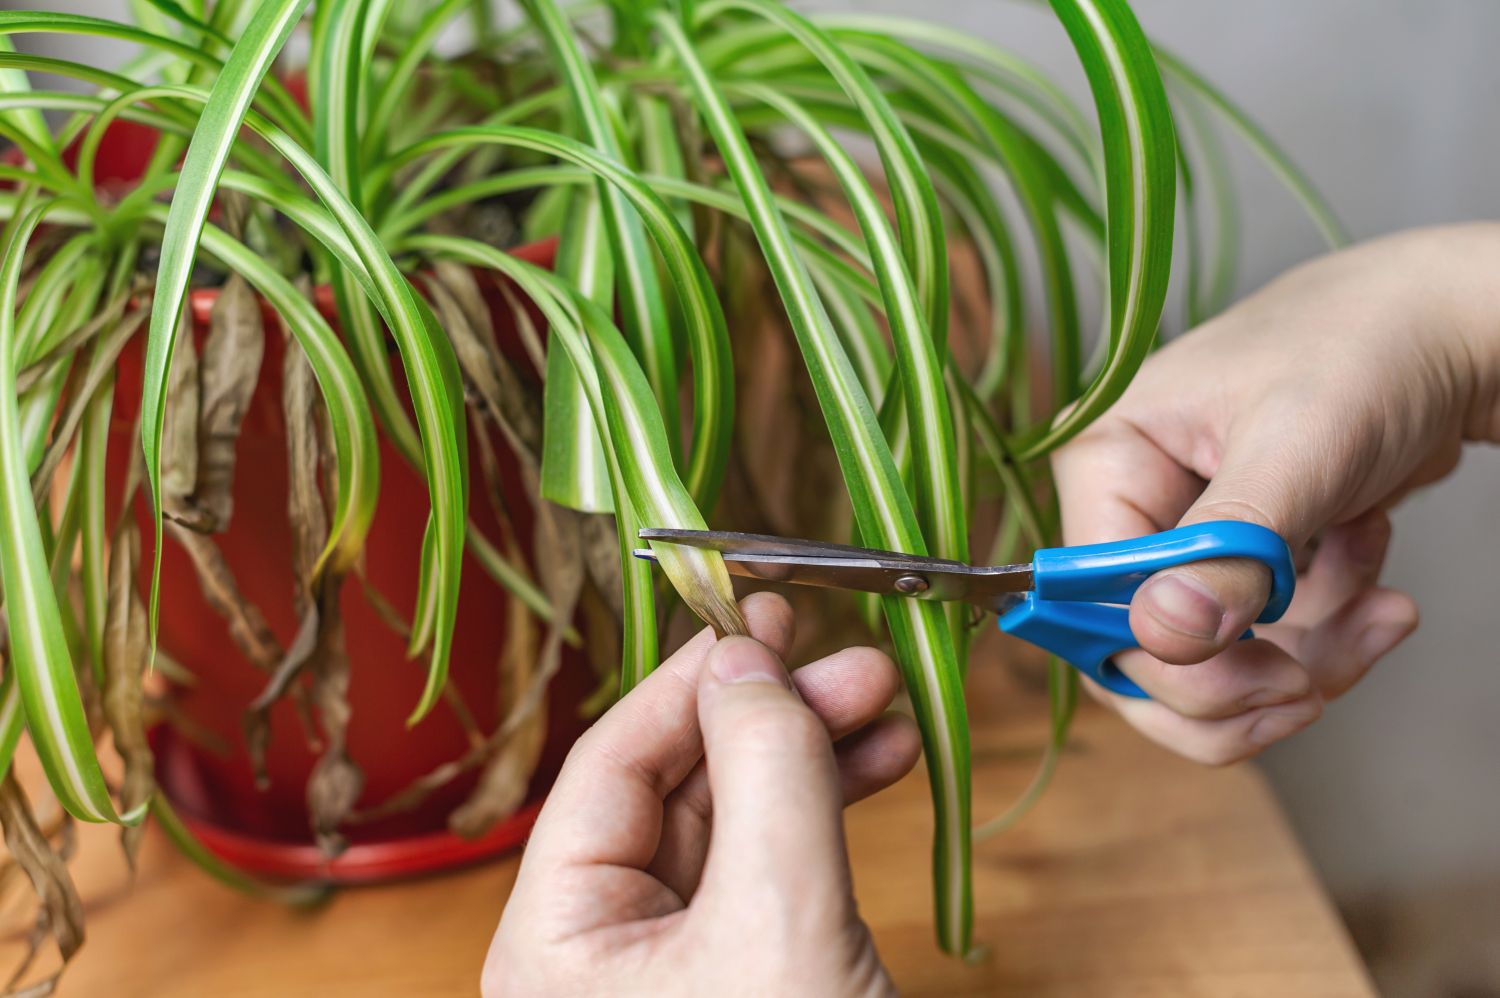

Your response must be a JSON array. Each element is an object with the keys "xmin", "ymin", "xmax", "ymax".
[{"xmin": 49, "ymin": 122, "xmax": 595, "ymax": 882}]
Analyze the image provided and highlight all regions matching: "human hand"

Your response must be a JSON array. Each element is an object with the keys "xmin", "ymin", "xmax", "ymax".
[
  {"xmin": 482, "ymin": 593, "xmax": 921, "ymax": 997},
  {"xmin": 1053, "ymin": 224, "xmax": 1500, "ymax": 764}
]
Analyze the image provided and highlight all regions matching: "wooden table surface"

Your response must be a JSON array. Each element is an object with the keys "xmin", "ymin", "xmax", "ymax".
[{"xmin": 13, "ymin": 661, "xmax": 1373, "ymax": 997}]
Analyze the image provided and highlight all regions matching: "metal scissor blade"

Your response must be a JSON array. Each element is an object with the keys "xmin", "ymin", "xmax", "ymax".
[{"xmin": 635, "ymin": 528, "xmax": 1033, "ymax": 611}]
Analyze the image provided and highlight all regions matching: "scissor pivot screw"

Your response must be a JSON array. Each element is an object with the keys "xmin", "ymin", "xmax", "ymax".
[{"xmin": 894, "ymin": 573, "xmax": 929, "ymax": 595}]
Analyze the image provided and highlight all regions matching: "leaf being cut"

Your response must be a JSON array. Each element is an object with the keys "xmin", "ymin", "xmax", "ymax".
[{"xmin": 406, "ymin": 233, "xmax": 746, "ymax": 652}]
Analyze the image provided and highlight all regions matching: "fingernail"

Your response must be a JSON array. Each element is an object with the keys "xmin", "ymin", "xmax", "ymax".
[
  {"xmin": 1248, "ymin": 701, "xmax": 1320, "ymax": 746},
  {"xmin": 708, "ymin": 636, "xmax": 787, "ymax": 686},
  {"xmin": 1142, "ymin": 574, "xmax": 1225, "ymax": 640}
]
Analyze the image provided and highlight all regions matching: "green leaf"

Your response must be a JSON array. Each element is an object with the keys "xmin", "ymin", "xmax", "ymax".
[
  {"xmin": 0, "ymin": 10, "xmax": 310, "ymax": 145},
  {"xmin": 360, "ymin": 0, "xmax": 469, "ymax": 163},
  {"xmin": 313, "ymin": 0, "xmax": 423, "ymax": 468},
  {"xmin": 187, "ymin": 220, "xmax": 379, "ymax": 579},
  {"xmin": 735, "ymin": 82, "xmax": 968, "ymax": 585},
  {"xmin": 1155, "ymin": 46, "xmax": 1346, "ymax": 250},
  {"xmin": 544, "ymin": 179, "xmax": 616, "ymax": 513},
  {"xmin": 392, "ymin": 125, "xmax": 735, "ymax": 513},
  {"xmin": 141, "ymin": 58, "xmax": 466, "ymax": 724},
  {"xmin": 525, "ymin": 0, "xmax": 679, "ymax": 468},
  {"xmin": 1, "ymin": 197, "xmax": 140, "ymax": 824},
  {"xmin": 141, "ymin": 0, "xmax": 309, "ymax": 682},
  {"xmin": 1018, "ymin": 0, "xmax": 1178, "ymax": 460},
  {"xmin": 654, "ymin": 12, "xmax": 972, "ymax": 957},
  {"xmin": 697, "ymin": 0, "xmax": 951, "ymax": 354},
  {"xmin": 813, "ymin": 14, "xmax": 1103, "ymax": 193},
  {"xmin": 407, "ymin": 233, "xmax": 742, "ymax": 685},
  {"xmin": 0, "ymin": 666, "xmax": 23, "ymax": 781},
  {"xmin": 1173, "ymin": 87, "xmax": 1241, "ymax": 327},
  {"xmin": 0, "ymin": 37, "xmax": 53, "ymax": 156}
]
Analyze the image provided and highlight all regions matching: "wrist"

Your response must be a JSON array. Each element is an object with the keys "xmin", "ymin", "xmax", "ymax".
[{"xmin": 1406, "ymin": 223, "xmax": 1500, "ymax": 443}]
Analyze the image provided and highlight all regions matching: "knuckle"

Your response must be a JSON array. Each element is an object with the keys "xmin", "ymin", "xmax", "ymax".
[
  {"xmin": 1190, "ymin": 495, "xmax": 1283, "ymax": 534},
  {"xmin": 566, "ymin": 728, "xmax": 669, "ymax": 797},
  {"xmin": 677, "ymin": 781, "xmax": 714, "ymax": 826}
]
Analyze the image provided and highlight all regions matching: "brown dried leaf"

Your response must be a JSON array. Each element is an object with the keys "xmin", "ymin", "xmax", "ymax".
[
  {"xmin": 29, "ymin": 308, "xmax": 147, "ymax": 508},
  {"xmin": 304, "ymin": 583, "xmax": 361, "ymax": 858},
  {"xmin": 468, "ymin": 410, "xmax": 518, "ymax": 543},
  {"xmin": 493, "ymin": 269, "xmax": 548, "ymax": 376},
  {"xmin": 217, "ymin": 190, "xmax": 251, "ymax": 240},
  {"xmin": 15, "ymin": 286, "xmax": 131, "ymax": 396},
  {"xmin": 576, "ymin": 579, "xmax": 623, "ymax": 717},
  {"xmin": 451, "ymin": 497, "xmax": 579, "ymax": 837},
  {"xmin": 247, "ymin": 334, "xmax": 363, "ymax": 836},
  {"xmin": 425, "ymin": 264, "xmax": 542, "ymax": 463},
  {"xmin": 346, "ymin": 744, "xmax": 482, "ymax": 826},
  {"xmin": 578, "ymin": 511, "xmax": 624, "ymax": 623},
  {"xmin": 348, "ymin": 268, "xmax": 581, "ymax": 829},
  {"xmin": 0, "ymin": 774, "xmax": 84, "ymax": 998},
  {"xmin": 350, "ymin": 524, "xmax": 571, "ymax": 827},
  {"xmin": 281, "ymin": 330, "xmax": 328, "ymax": 607},
  {"xmin": 187, "ymin": 273, "xmax": 264, "ymax": 532},
  {"xmin": 165, "ymin": 524, "xmax": 281, "ymax": 672},
  {"xmin": 168, "ymin": 425, "xmax": 327, "ymax": 788},
  {"xmin": 525, "ymin": 502, "xmax": 584, "ymax": 722},
  {"xmin": 102, "ymin": 519, "xmax": 155, "ymax": 869},
  {"xmin": 433, "ymin": 267, "xmax": 586, "ymax": 661},
  {"xmin": 448, "ymin": 583, "xmax": 546, "ymax": 838},
  {"xmin": 244, "ymin": 605, "xmax": 319, "ymax": 787},
  {"xmin": 160, "ymin": 298, "xmax": 199, "ymax": 507}
]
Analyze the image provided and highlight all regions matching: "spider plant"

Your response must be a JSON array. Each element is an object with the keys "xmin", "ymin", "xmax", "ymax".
[{"xmin": 0, "ymin": 0, "xmax": 1340, "ymax": 981}]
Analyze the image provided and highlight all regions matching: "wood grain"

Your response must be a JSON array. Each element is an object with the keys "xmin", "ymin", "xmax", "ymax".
[{"xmin": 4, "ymin": 655, "xmax": 1372, "ymax": 996}]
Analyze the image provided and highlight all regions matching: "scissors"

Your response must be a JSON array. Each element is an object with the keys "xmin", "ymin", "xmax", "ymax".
[{"xmin": 634, "ymin": 521, "xmax": 1296, "ymax": 699}]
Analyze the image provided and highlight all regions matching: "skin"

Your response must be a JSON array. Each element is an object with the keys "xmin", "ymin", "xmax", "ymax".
[
  {"xmin": 489, "ymin": 224, "xmax": 1500, "ymax": 991},
  {"xmin": 1055, "ymin": 223, "xmax": 1500, "ymax": 763},
  {"xmin": 484, "ymin": 592, "xmax": 919, "ymax": 997}
]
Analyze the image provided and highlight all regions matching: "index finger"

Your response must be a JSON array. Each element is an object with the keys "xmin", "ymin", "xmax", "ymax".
[{"xmin": 1051, "ymin": 420, "xmax": 1201, "ymax": 545}]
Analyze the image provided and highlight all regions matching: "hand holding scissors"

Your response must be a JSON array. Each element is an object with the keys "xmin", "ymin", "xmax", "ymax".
[{"xmin": 637, "ymin": 521, "xmax": 1296, "ymax": 700}]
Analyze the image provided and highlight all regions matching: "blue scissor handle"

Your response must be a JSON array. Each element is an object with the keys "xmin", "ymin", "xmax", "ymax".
[{"xmin": 997, "ymin": 521, "xmax": 1296, "ymax": 699}]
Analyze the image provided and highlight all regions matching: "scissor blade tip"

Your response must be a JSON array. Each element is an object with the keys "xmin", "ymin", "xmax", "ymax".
[{"xmin": 631, "ymin": 547, "xmax": 659, "ymax": 561}]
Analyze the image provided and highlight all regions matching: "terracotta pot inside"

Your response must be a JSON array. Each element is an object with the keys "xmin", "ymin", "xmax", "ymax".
[{"xmin": 79, "ymin": 122, "xmax": 594, "ymax": 881}]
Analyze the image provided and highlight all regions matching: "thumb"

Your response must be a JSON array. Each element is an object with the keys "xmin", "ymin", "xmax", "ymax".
[
  {"xmin": 1131, "ymin": 429, "xmax": 1331, "ymax": 665},
  {"xmin": 693, "ymin": 636, "xmax": 852, "ymax": 913}
]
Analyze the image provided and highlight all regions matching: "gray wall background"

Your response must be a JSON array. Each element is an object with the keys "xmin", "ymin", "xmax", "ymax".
[{"xmin": 16, "ymin": 0, "xmax": 1500, "ymax": 988}]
